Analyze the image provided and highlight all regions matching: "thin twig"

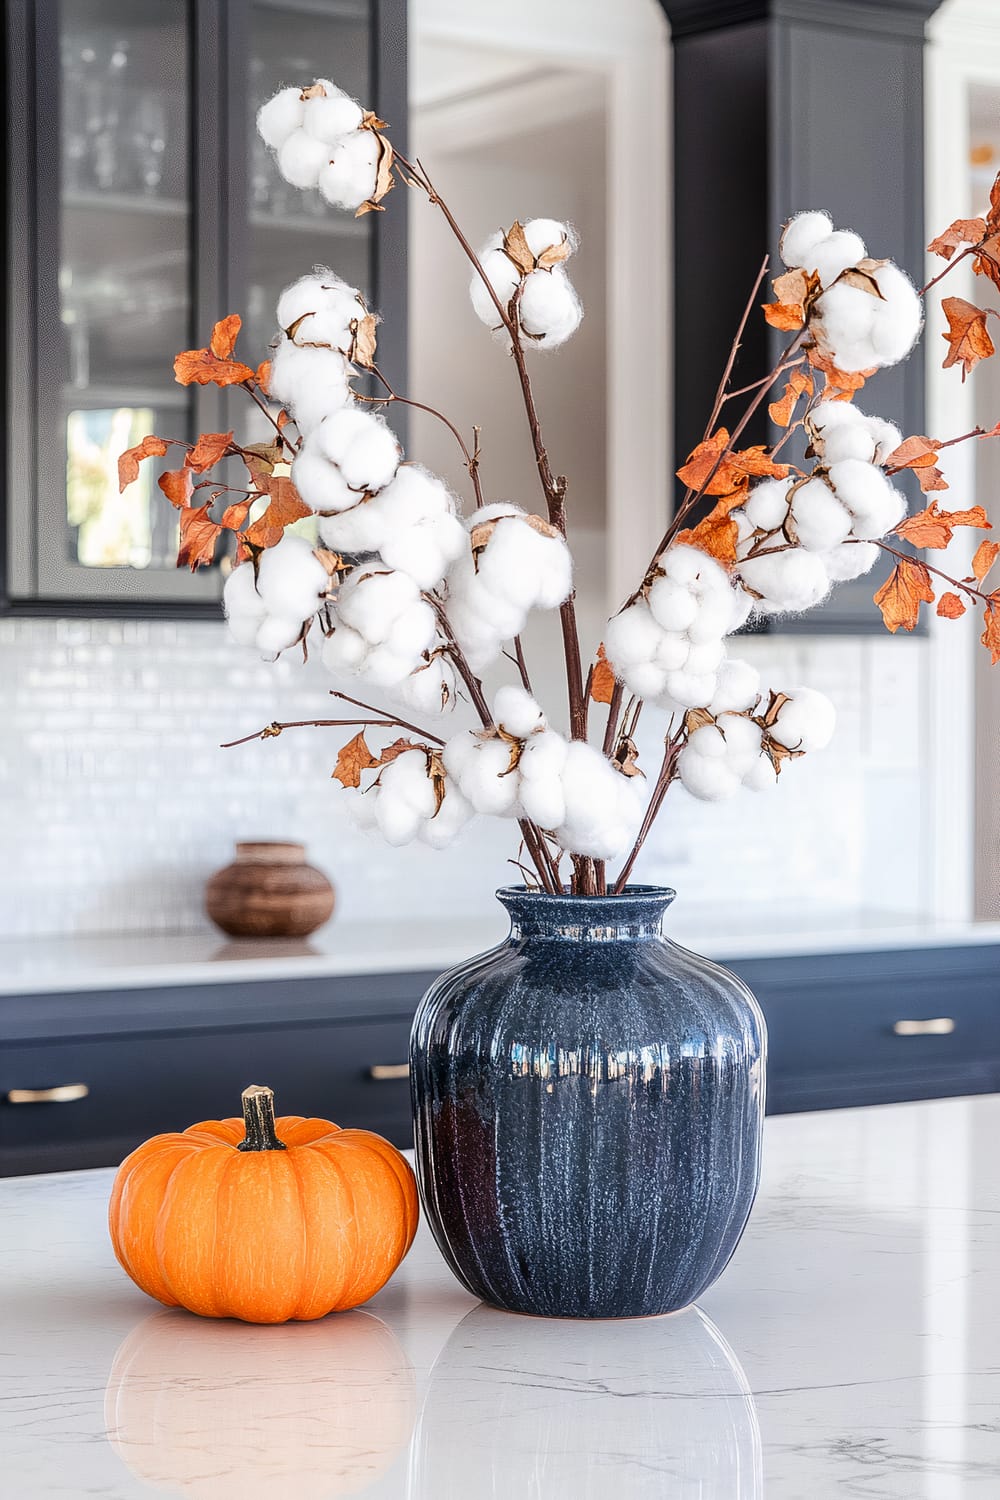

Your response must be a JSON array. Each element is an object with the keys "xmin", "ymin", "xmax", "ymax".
[
  {"xmin": 328, "ymin": 689, "xmax": 443, "ymax": 743},
  {"xmin": 243, "ymin": 383, "xmax": 299, "ymax": 457},
  {"xmin": 221, "ymin": 716, "xmax": 443, "ymax": 750},
  {"xmin": 919, "ymin": 242, "xmax": 977, "ymax": 297},
  {"xmin": 612, "ymin": 727, "xmax": 685, "ymax": 894},
  {"xmin": 706, "ymin": 255, "xmax": 770, "ymax": 431},
  {"xmin": 367, "ymin": 361, "xmax": 486, "ymax": 508},
  {"xmin": 875, "ymin": 539, "xmax": 995, "ymax": 603}
]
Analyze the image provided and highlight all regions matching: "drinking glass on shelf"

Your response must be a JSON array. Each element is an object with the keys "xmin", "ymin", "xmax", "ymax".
[{"xmin": 129, "ymin": 92, "xmax": 167, "ymax": 196}]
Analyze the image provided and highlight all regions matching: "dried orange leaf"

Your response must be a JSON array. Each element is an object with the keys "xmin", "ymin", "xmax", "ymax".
[
  {"xmin": 376, "ymin": 738, "xmax": 421, "ymax": 767},
  {"xmin": 941, "ymin": 296, "xmax": 995, "ymax": 379},
  {"xmin": 928, "ymin": 218, "xmax": 986, "ymax": 260},
  {"xmin": 255, "ymin": 360, "xmax": 271, "ymax": 394},
  {"xmin": 158, "ymin": 468, "xmax": 194, "ymax": 509},
  {"xmin": 762, "ymin": 267, "xmax": 818, "ymax": 331},
  {"xmin": 936, "ymin": 591, "xmax": 966, "ymax": 619},
  {"xmin": 874, "ymin": 557, "xmax": 935, "ymax": 633},
  {"xmin": 210, "ymin": 314, "xmax": 242, "ymax": 359},
  {"xmin": 177, "ymin": 505, "xmax": 223, "ymax": 570},
  {"xmin": 674, "ymin": 503, "xmax": 740, "ymax": 567},
  {"xmin": 241, "ymin": 474, "xmax": 311, "ymax": 550},
  {"xmin": 677, "ymin": 428, "xmax": 789, "ymax": 496},
  {"xmin": 807, "ymin": 348, "xmax": 874, "ymax": 399},
  {"xmin": 768, "ymin": 369, "xmax": 814, "ymax": 428},
  {"xmin": 185, "ymin": 430, "xmax": 234, "ymax": 474},
  {"xmin": 174, "ymin": 346, "xmax": 255, "ymax": 387},
  {"xmin": 894, "ymin": 501, "xmax": 991, "ymax": 549},
  {"xmin": 118, "ymin": 434, "xmax": 169, "ymax": 492},
  {"xmin": 590, "ymin": 644, "xmax": 617, "ymax": 705},
  {"xmin": 972, "ymin": 538, "xmax": 1000, "ymax": 584},
  {"xmin": 536, "ymin": 237, "xmax": 570, "ymax": 269},
  {"xmin": 219, "ymin": 499, "xmax": 254, "ymax": 530},
  {"xmin": 332, "ymin": 731, "xmax": 379, "ymax": 788},
  {"xmin": 982, "ymin": 596, "xmax": 1000, "ymax": 664}
]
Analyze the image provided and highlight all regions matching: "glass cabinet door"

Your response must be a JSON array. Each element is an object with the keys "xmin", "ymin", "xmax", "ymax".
[{"xmin": 5, "ymin": 0, "xmax": 386, "ymax": 611}]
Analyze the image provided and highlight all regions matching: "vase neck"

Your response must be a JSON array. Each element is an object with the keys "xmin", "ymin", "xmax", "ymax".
[{"xmin": 497, "ymin": 886, "xmax": 675, "ymax": 942}]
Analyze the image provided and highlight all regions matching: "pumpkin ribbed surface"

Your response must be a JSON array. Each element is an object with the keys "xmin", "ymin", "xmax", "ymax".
[{"xmin": 109, "ymin": 1104, "xmax": 419, "ymax": 1323}]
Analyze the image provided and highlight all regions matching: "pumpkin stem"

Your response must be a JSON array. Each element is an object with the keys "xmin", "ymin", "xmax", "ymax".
[{"xmin": 238, "ymin": 1085, "xmax": 287, "ymax": 1152}]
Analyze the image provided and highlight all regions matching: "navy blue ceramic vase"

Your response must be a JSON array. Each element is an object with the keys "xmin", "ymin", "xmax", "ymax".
[{"xmin": 410, "ymin": 886, "xmax": 766, "ymax": 1319}]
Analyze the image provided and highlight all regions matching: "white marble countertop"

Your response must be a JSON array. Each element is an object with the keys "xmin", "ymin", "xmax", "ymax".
[
  {"xmin": 3, "ymin": 1094, "xmax": 999, "ymax": 1497},
  {"xmin": 3, "ymin": 906, "xmax": 1000, "ymax": 995}
]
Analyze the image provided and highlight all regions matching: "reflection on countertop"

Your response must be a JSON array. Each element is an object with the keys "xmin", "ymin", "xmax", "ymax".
[
  {"xmin": 4, "ymin": 904, "xmax": 1000, "ymax": 995},
  {"xmin": 2, "ymin": 1094, "xmax": 998, "ymax": 1497}
]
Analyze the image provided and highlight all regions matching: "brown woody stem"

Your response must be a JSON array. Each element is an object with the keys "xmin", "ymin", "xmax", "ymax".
[
  {"xmin": 238, "ymin": 1085, "xmax": 286, "ymax": 1152},
  {"xmin": 367, "ymin": 362, "xmax": 487, "ymax": 508},
  {"xmin": 220, "ymin": 715, "xmax": 444, "ymax": 750},
  {"xmin": 612, "ymin": 727, "xmax": 686, "ymax": 894}
]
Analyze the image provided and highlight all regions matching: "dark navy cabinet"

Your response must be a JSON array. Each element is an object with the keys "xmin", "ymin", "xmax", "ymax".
[{"xmin": 2, "ymin": 944, "xmax": 998, "ymax": 1176}]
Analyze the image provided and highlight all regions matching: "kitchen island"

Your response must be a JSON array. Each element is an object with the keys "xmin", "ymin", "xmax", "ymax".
[{"xmin": 2, "ymin": 1094, "xmax": 998, "ymax": 1497}]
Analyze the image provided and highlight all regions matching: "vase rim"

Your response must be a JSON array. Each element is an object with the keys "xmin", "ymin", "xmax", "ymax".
[{"xmin": 496, "ymin": 884, "xmax": 676, "ymax": 902}]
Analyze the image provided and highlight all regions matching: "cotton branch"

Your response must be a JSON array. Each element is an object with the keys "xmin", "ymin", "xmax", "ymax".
[{"xmin": 221, "ymin": 715, "xmax": 444, "ymax": 750}]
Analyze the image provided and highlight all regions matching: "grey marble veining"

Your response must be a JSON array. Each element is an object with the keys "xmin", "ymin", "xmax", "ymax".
[{"xmin": 2, "ymin": 1095, "xmax": 1000, "ymax": 1496}]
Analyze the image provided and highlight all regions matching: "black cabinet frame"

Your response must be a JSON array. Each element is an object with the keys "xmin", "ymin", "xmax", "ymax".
[{"xmin": 2, "ymin": 0, "xmax": 407, "ymax": 617}]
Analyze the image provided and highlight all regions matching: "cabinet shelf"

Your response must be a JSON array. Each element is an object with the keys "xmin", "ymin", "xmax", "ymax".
[
  {"xmin": 248, "ymin": 209, "xmax": 368, "ymax": 237},
  {"xmin": 61, "ymin": 382, "xmax": 189, "ymax": 411},
  {"xmin": 62, "ymin": 190, "xmax": 188, "ymax": 219}
]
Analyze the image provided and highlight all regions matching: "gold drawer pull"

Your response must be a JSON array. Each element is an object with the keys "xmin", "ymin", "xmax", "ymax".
[
  {"xmin": 368, "ymin": 1064, "xmax": 410, "ymax": 1082},
  {"xmin": 892, "ymin": 1018, "xmax": 955, "ymax": 1037},
  {"xmin": 6, "ymin": 1083, "xmax": 90, "ymax": 1104}
]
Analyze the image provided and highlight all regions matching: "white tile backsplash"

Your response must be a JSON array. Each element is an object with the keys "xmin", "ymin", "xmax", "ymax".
[{"xmin": 0, "ymin": 617, "xmax": 929, "ymax": 938}]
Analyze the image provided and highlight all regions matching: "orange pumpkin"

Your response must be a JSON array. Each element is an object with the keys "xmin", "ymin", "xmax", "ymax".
[{"xmin": 108, "ymin": 1085, "xmax": 419, "ymax": 1322}]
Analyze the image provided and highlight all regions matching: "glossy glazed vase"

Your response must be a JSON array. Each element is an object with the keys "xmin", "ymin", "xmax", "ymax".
[{"xmin": 410, "ymin": 887, "xmax": 766, "ymax": 1319}]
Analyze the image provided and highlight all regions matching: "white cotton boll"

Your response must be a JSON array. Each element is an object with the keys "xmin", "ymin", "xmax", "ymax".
[
  {"xmin": 444, "ymin": 602, "xmax": 507, "ymax": 673},
  {"xmin": 819, "ymin": 421, "xmax": 878, "ymax": 465},
  {"xmin": 519, "ymin": 774, "xmax": 567, "ymax": 832},
  {"xmin": 277, "ymin": 128, "xmax": 330, "ymax": 189},
  {"xmin": 780, "ymin": 211, "xmax": 834, "ymax": 269},
  {"xmin": 739, "ymin": 547, "xmax": 831, "ymax": 614},
  {"xmin": 789, "ymin": 478, "xmax": 853, "ymax": 552},
  {"xmin": 302, "ymin": 88, "xmax": 364, "ymax": 145},
  {"xmin": 317, "ymin": 130, "xmax": 380, "ymax": 211},
  {"xmin": 448, "ymin": 557, "xmax": 526, "ymax": 638},
  {"xmin": 661, "ymin": 543, "xmax": 725, "ymax": 591},
  {"xmin": 348, "ymin": 788, "xmax": 379, "ymax": 833},
  {"xmin": 717, "ymin": 714, "xmax": 762, "ymax": 773},
  {"xmin": 647, "ymin": 577, "xmax": 698, "ymax": 633},
  {"xmin": 255, "ymin": 533, "xmax": 328, "ymax": 620},
  {"xmin": 373, "ymin": 790, "xmax": 425, "ymax": 848},
  {"xmin": 473, "ymin": 514, "xmax": 573, "ymax": 613},
  {"xmin": 470, "ymin": 248, "xmax": 521, "ymax": 328},
  {"xmin": 686, "ymin": 593, "xmax": 736, "ymax": 645},
  {"xmin": 709, "ymin": 657, "xmax": 760, "ymax": 714},
  {"xmin": 315, "ymin": 408, "xmax": 400, "ymax": 493},
  {"xmin": 361, "ymin": 645, "xmax": 419, "ymax": 688},
  {"xmin": 322, "ymin": 624, "xmax": 368, "ymax": 675},
  {"xmin": 653, "ymin": 633, "xmax": 690, "ymax": 672},
  {"xmin": 822, "ymin": 540, "xmax": 879, "ymax": 581},
  {"xmin": 450, "ymin": 738, "xmax": 521, "ymax": 817},
  {"xmin": 276, "ymin": 273, "xmax": 360, "ymax": 345},
  {"xmin": 868, "ymin": 417, "xmax": 903, "ymax": 466},
  {"xmin": 383, "ymin": 599, "xmax": 437, "ymax": 658},
  {"xmin": 290, "ymin": 446, "xmax": 358, "ymax": 513},
  {"xmin": 744, "ymin": 479, "xmax": 791, "ymax": 533},
  {"xmin": 518, "ymin": 268, "xmax": 582, "ymax": 348},
  {"xmin": 256, "ymin": 87, "xmax": 305, "ymax": 150},
  {"xmin": 380, "ymin": 514, "xmax": 467, "ymax": 590},
  {"xmin": 493, "ymin": 684, "xmax": 546, "ymax": 739},
  {"xmin": 421, "ymin": 787, "xmax": 475, "ymax": 849},
  {"xmin": 226, "ymin": 610, "xmax": 265, "ymax": 647},
  {"xmin": 399, "ymin": 655, "xmax": 457, "ymax": 716},
  {"xmin": 813, "ymin": 283, "xmax": 878, "ymax": 370},
  {"xmin": 603, "ymin": 602, "xmax": 661, "ymax": 668},
  {"xmin": 337, "ymin": 566, "xmax": 420, "ymax": 645},
  {"xmin": 770, "ymin": 688, "xmax": 836, "ymax": 753},
  {"xmin": 742, "ymin": 754, "xmax": 778, "ymax": 793},
  {"xmin": 523, "ymin": 218, "xmax": 573, "ymax": 259},
  {"xmin": 268, "ymin": 341, "xmax": 352, "ymax": 433},
  {"xmin": 380, "ymin": 751, "xmax": 438, "ymax": 817},
  {"xmin": 622, "ymin": 660, "xmax": 669, "ymax": 701},
  {"xmin": 223, "ymin": 563, "xmax": 266, "ymax": 629},
  {"xmin": 556, "ymin": 742, "xmax": 644, "ymax": 861},
  {"xmin": 677, "ymin": 747, "xmax": 742, "ymax": 802},
  {"xmin": 809, "ymin": 230, "xmax": 867, "ymax": 287},
  {"xmin": 318, "ymin": 501, "xmax": 386, "ymax": 555},
  {"xmin": 727, "ymin": 585, "xmax": 754, "ymax": 633},
  {"xmin": 870, "ymin": 263, "xmax": 923, "ymax": 364},
  {"xmin": 255, "ymin": 614, "xmax": 303, "ymax": 655},
  {"xmin": 827, "ymin": 459, "xmax": 906, "ymax": 540},
  {"xmin": 664, "ymin": 668, "xmax": 718, "ymax": 710},
  {"xmin": 377, "ymin": 464, "xmax": 455, "ymax": 525},
  {"xmin": 688, "ymin": 724, "xmax": 728, "ymax": 760},
  {"xmin": 684, "ymin": 638, "xmax": 726, "ymax": 675},
  {"xmin": 519, "ymin": 729, "xmax": 569, "ymax": 781}
]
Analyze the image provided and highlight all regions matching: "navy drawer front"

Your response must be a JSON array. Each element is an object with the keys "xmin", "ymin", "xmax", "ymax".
[
  {"xmin": 0, "ymin": 1017, "xmax": 415, "ymax": 1174},
  {"xmin": 727, "ymin": 944, "xmax": 1000, "ymax": 1112}
]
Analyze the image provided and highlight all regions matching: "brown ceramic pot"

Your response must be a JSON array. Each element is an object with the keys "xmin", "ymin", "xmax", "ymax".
[{"xmin": 205, "ymin": 842, "xmax": 335, "ymax": 938}]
